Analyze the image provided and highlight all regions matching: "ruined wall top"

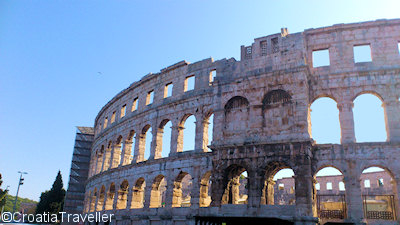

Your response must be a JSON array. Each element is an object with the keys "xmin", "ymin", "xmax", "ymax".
[{"xmin": 93, "ymin": 18, "xmax": 400, "ymax": 141}]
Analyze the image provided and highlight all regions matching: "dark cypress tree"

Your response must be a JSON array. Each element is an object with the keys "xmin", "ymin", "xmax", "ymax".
[
  {"xmin": 0, "ymin": 174, "xmax": 8, "ymax": 209},
  {"xmin": 36, "ymin": 171, "xmax": 66, "ymax": 216}
]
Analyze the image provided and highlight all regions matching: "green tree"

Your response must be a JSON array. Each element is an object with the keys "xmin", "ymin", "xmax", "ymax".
[
  {"xmin": 36, "ymin": 171, "xmax": 66, "ymax": 216},
  {"xmin": 0, "ymin": 174, "xmax": 9, "ymax": 210}
]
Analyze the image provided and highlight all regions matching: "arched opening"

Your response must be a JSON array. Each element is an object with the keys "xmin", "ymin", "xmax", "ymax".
[
  {"xmin": 361, "ymin": 166, "xmax": 396, "ymax": 221},
  {"xmin": 262, "ymin": 90, "xmax": 293, "ymax": 135},
  {"xmin": 96, "ymin": 185, "xmax": 105, "ymax": 211},
  {"xmin": 309, "ymin": 97, "xmax": 340, "ymax": 144},
  {"xmin": 116, "ymin": 180, "xmax": 129, "ymax": 209},
  {"xmin": 112, "ymin": 136, "xmax": 123, "ymax": 168},
  {"xmin": 90, "ymin": 189, "xmax": 97, "ymax": 212},
  {"xmin": 222, "ymin": 165, "xmax": 248, "ymax": 205},
  {"xmin": 140, "ymin": 125, "xmax": 152, "ymax": 161},
  {"xmin": 224, "ymin": 96, "xmax": 250, "ymax": 133},
  {"xmin": 96, "ymin": 147, "xmax": 104, "ymax": 174},
  {"xmin": 182, "ymin": 115, "xmax": 196, "ymax": 151},
  {"xmin": 200, "ymin": 171, "xmax": 212, "ymax": 207},
  {"xmin": 131, "ymin": 178, "xmax": 146, "ymax": 209},
  {"xmin": 172, "ymin": 172, "xmax": 193, "ymax": 207},
  {"xmin": 205, "ymin": 113, "xmax": 214, "ymax": 152},
  {"xmin": 261, "ymin": 163, "xmax": 295, "ymax": 205},
  {"xmin": 150, "ymin": 175, "xmax": 167, "ymax": 208},
  {"xmin": 353, "ymin": 93, "xmax": 387, "ymax": 142},
  {"xmin": 273, "ymin": 168, "xmax": 295, "ymax": 205},
  {"xmin": 159, "ymin": 119, "xmax": 172, "ymax": 158},
  {"xmin": 314, "ymin": 166, "xmax": 346, "ymax": 221},
  {"xmin": 104, "ymin": 183, "xmax": 115, "ymax": 210}
]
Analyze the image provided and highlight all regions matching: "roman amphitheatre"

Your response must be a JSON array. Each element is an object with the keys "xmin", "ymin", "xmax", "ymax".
[{"xmin": 63, "ymin": 19, "xmax": 400, "ymax": 225}]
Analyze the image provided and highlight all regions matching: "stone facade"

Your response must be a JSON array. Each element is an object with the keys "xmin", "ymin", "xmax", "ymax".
[{"xmin": 74, "ymin": 19, "xmax": 400, "ymax": 225}]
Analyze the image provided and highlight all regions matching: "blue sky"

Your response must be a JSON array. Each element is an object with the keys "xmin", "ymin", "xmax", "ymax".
[{"xmin": 0, "ymin": 0, "xmax": 399, "ymax": 201}]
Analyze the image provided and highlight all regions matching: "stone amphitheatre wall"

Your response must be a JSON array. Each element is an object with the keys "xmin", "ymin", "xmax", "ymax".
[{"xmin": 81, "ymin": 19, "xmax": 400, "ymax": 225}]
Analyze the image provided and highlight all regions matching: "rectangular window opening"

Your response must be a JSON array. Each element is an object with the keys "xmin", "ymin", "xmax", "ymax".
[
  {"xmin": 184, "ymin": 75, "xmax": 195, "ymax": 92},
  {"xmin": 398, "ymin": 42, "xmax": 400, "ymax": 55},
  {"xmin": 354, "ymin": 44, "xmax": 372, "ymax": 63},
  {"xmin": 272, "ymin": 37, "xmax": 279, "ymax": 53},
  {"xmin": 132, "ymin": 98, "xmax": 138, "ymax": 111},
  {"xmin": 111, "ymin": 111, "xmax": 116, "ymax": 123},
  {"xmin": 315, "ymin": 183, "xmax": 320, "ymax": 190},
  {"xmin": 209, "ymin": 70, "xmax": 216, "ymax": 85},
  {"xmin": 326, "ymin": 182, "xmax": 332, "ymax": 190},
  {"xmin": 364, "ymin": 179, "xmax": 371, "ymax": 188},
  {"xmin": 146, "ymin": 90, "xmax": 154, "ymax": 105},
  {"xmin": 378, "ymin": 178, "xmax": 384, "ymax": 187},
  {"xmin": 260, "ymin": 40, "xmax": 268, "ymax": 56},
  {"xmin": 104, "ymin": 117, "xmax": 108, "ymax": 129},
  {"xmin": 339, "ymin": 181, "xmax": 345, "ymax": 191},
  {"xmin": 164, "ymin": 83, "xmax": 173, "ymax": 98},
  {"xmin": 312, "ymin": 49, "xmax": 330, "ymax": 67},
  {"xmin": 120, "ymin": 105, "xmax": 126, "ymax": 118},
  {"xmin": 278, "ymin": 183, "xmax": 284, "ymax": 190}
]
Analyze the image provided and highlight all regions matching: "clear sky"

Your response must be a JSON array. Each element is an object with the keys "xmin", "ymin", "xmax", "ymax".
[{"xmin": 1, "ymin": 0, "xmax": 399, "ymax": 201}]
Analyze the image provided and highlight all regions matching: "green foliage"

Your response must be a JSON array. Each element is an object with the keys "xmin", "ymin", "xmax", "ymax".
[
  {"xmin": 35, "ymin": 171, "xmax": 66, "ymax": 216},
  {"xmin": 0, "ymin": 174, "xmax": 9, "ymax": 209},
  {"xmin": 2, "ymin": 194, "xmax": 37, "ymax": 212}
]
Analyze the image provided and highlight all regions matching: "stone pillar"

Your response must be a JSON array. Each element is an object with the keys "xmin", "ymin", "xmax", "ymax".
[
  {"xmin": 294, "ymin": 165, "xmax": 314, "ymax": 225},
  {"xmin": 164, "ymin": 180, "xmax": 174, "ymax": 208},
  {"xmin": 154, "ymin": 128, "xmax": 164, "ymax": 159},
  {"xmin": 190, "ymin": 176, "xmax": 200, "ymax": 209},
  {"xmin": 101, "ymin": 148, "xmax": 111, "ymax": 171},
  {"xmin": 383, "ymin": 98, "xmax": 400, "ymax": 142},
  {"xmin": 112, "ymin": 189, "xmax": 119, "ymax": 210},
  {"xmin": 149, "ymin": 126, "xmax": 158, "ymax": 160},
  {"xmin": 169, "ymin": 125, "xmax": 184, "ymax": 156},
  {"xmin": 266, "ymin": 177, "xmax": 275, "ymax": 205},
  {"xmin": 247, "ymin": 172, "xmax": 262, "ymax": 207},
  {"xmin": 194, "ymin": 117, "xmax": 206, "ymax": 152},
  {"xmin": 172, "ymin": 181, "xmax": 182, "ymax": 207},
  {"xmin": 210, "ymin": 170, "xmax": 224, "ymax": 207},
  {"xmin": 338, "ymin": 101, "xmax": 356, "ymax": 143},
  {"xmin": 391, "ymin": 176, "xmax": 400, "ymax": 224},
  {"xmin": 96, "ymin": 153, "xmax": 103, "ymax": 174},
  {"xmin": 344, "ymin": 174, "xmax": 364, "ymax": 224},
  {"xmin": 111, "ymin": 144, "xmax": 122, "ymax": 168},
  {"xmin": 133, "ymin": 133, "xmax": 142, "ymax": 163},
  {"xmin": 121, "ymin": 140, "xmax": 133, "ymax": 166}
]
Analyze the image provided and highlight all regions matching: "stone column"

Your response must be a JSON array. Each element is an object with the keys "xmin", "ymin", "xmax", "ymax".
[
  {"xmin": 190, "ymin": 176, "xmax": 201, "ymax": 209},
  {"xmin": 154, "ymin": 128, "xmax": 164, "ymax": 159},
  {"xmin": 169, "ymin": 125, "xmax": 184, "ymax": 156},
  {"xmin": 294, "ymin": 164, "xmax": 315, "ymax": 225},
  {"xmin": 172, "ymin": 181, "xmax": 182, "ymax": 207},
  {"xmin": 247, "ymin": 172, "xmax": 262, "ymax": 207},
  {"xmin": 391, "ymin": 176, "xmax": 400, "ymax": 224},
  {"xmin": 101, "ymin": 148, "xmax": 111, "ymax": 171},
  {"xmin": 266, "ymin": 177, "xmax": 275, "ymax": 205},
  {"xmin": 111, "ymin": 144, "xmax": 122, "ymax": 168},
  {"xmin": 112, "ymin": 189, "xmax": 119, "ymax": 210},
  {"xmin": 338, "ymin": 101, "xmax": 356, "ymax": 143},
  {"xmin": 133, "ymin": 133, "xmax": 142, "ymax": 163},
  {"xmin": 121, "ymin": 140, "xmax": 133, "ymax": 166},
  {"xmin": 344, "ymin": 174, "xmax": 364, "ymax": 224},
  {"xmin": 383, "ymin": 98, "xmax": 400, "ymax": 142},
  {"xmin": 149, "ymin": 126, "xmax": 158, "ymax": 160},
  {"xmin": 96, "ymin": 153, "xmax": 103, "ymax": 174},
  {"xmin": 164, "ymin": 180, "xmax": 175, "ymax": 208},
  {"xmin": 194, "ymin": 116, "xmax": 206, "ymax": 152},
  {"xmin": 210, "ymin": 170, "xmax": 224, "ymax": 207}
]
